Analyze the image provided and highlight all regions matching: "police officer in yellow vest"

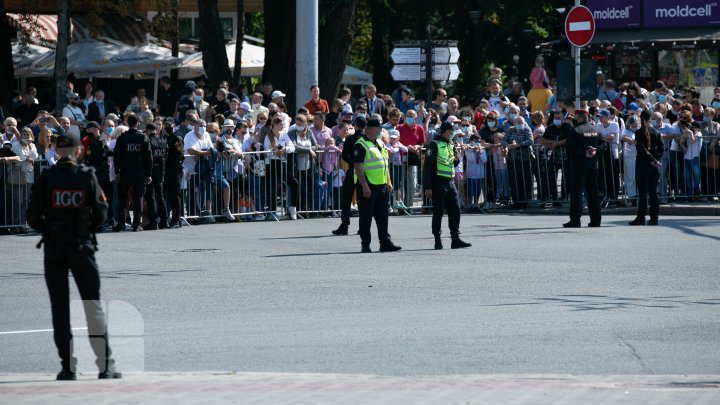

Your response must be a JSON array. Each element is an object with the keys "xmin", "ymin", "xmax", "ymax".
[
  {"xmin": 354, "ymin": 117, "xmax": 402, "ymax": 253},
  {"xmin": 423, "ymin": 121, "xmax": 472, "ymax": 250}
]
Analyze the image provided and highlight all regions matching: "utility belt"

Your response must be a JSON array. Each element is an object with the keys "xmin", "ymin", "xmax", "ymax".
[{"xmin": 37, "ymin": 211, "xmax": 97, "ymax": 251}]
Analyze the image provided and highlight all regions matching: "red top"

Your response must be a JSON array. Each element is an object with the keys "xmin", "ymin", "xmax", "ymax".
[
  {"xmin": 397, "ymin": 123, "xmax": 426, "ymax": 153},
  {"xmin": 304, "ymin": 98, "xmax": 329, "ymax": 114}
]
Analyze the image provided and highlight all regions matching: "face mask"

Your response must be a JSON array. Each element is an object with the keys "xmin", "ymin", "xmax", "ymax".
[
  {"xmin": 509, "ymin": 114, "xmax": 517, "ymax": 121},
  {"xmin": 515, "ymin": 124, "xmax": 524, "ymax": 131},
  {"xmin": 461, "ymin": 126, "xmax": 469, "ymax": 134},
  {"xmin": 704, "ymin": 117, "xmax": 713, "ymax": 123},
  {"xmin": 196, "ymin": 127, "xmax": 206, "ymax": 136},
  {"xmin": 712, "ymin": 101, "xmax": 720, "ymax": 109},
  {"xmin": 106, "ymin": 127, "xmax": 114, "ymax": 135},
  {"xmin": 491, "ymin": 93, "xmax": 499, "ymax": 97},
  {"xmin": 487, "ymin": 122, "xmax": 496, "ymax": 129},
  {"xmin": 621, "ymin": 96, "xmax": 627, "ymax": 105},
  {"xmin": 405, "ymin": 117, "xmax": 414, "ymax": 125},
  {"xmin": 652, "ymin": 121, "xmax": 660, "ymax": 128},
  {"xmin": 658, "ymin": 95, "xmax": 667, "ymax": 103},
  {"xmin": 552, "ymin": 119, "xmax": 562, "ymax": 126},
  {"xmin": 164, "ymin": 127, "xmax": 173, "ymax": 135},
  {"xmin": 519, "ymin": 106, "xmax": 527, "ymax": 113},
  {"xmin": 194, "ymin": 96, "xmax": 202, "ymax": 103},
  {"xmin": 186, "ymin": 124, "xmax": 194, "ymax": 131},
  {"xmin": 20, "ymin": 139, "xmax": 29, "ymax": 146},
  {"xmin": 296, "ymin": 125, "xmax": 305, "ymax": 131}
]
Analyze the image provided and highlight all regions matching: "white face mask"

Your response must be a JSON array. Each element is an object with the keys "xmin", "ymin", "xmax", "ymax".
[
  {"xmin": 196, "ymin": 127, "xmax": 206, "ymax": 136},
  {"xmin": 296, "ymin": 125, "xmax": 305, "ymax": 132}
]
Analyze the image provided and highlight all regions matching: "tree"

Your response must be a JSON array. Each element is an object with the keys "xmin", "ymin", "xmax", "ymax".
[
  {"xmin": 54, "ymin": 0, "xmax": 70, "ymax": 116},
  {"xmin": 232, "ymin": 0, "xmax": 245, "ymax": 91},
  {"xmin": 0, "ymin": 0, "xmax": 15, "ymax": 115},
  {"xmin": 261, "ymin": 0, "xmax": 296, "ymax": 109},
  {"xmin": 318, "ymin": 0, "xmax": 358, "ymax": 100},
  {"xmin": 197, "ymin": 0, "xmax": 232, "ymax": 91}
]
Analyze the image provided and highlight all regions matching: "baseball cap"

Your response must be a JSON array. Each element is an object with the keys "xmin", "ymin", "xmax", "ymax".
[
  {"xmin": 440, "ymin": 121, "xmax": 454, "ymax": 132},
  {"xmin": 164, "ymin": 117, "xmax": 176, "ymax": 125},
  {"xmin": 56, "ymin": 133, "xmax": 81, "ymax": 148},
  {"xmin": 366, "ymin": 118, "xmax": 381, "ymax": 128},
  {"xmin": 446, "ymin": 115, "xmax": 461, "ymax": 123},
  {"xmin": 388, "ymin": 129, "xmax": 400, "ymax": 139},
  {"xmin": 106, "ymin": 113, "xmax": 120, "ymax": 123},
  {"xmin": 271, "ymin": 90, "xmax": 286, "ymax": 99},
  {"xmin": 223, "ymin": 119, "xmax": 235, "ymax": 127},
  {"xmin": 240, "ymin": 102, "xmax": 251, "ymax": 111},
  {"xmin": 354, "ymin": 115, "xmax": 367, "ymax": 127},
  {"xmin": 575, "ymin": 109, "xmax": 589, "ymax": 115},
  {"xmin": 628, "ymin": 103, "xmax": 640, "ymax": 111},
  {"xmin": 67, "ymin": 92, "xmax": 79, "ymax": 99},
  {"xmin": 598, "ymin": 109, "xmax": 611, "ymax": 117},
  {"xmin": 86, "ymin": 121, "xmax": 100, "ymax": 129},
  {"xmin": 341, "ymin": 104, "xmax": 353, "ymax": 115},
  {"xmin": 2, "ymin": 140, "xmax": 12, "ymax": 146},
  {"xmin": 146, "ymin": 123, "xmax": 157, "ymax": 131}
]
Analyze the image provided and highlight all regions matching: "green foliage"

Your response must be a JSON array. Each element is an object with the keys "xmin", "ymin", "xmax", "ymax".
[{"xmin": 348, "ymin": 0, "xmax": 371, "ymax": 71}]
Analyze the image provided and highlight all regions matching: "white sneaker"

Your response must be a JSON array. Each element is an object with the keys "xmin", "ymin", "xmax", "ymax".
[
  {"xmin": 254, "ymin": 215, "xmax": 266, "ymax": 221},
  {"xmin": 222, "ymin": 208, "xmax": 235, "ymax": 221},
  {"xmin": 288, "ymin": 206, "xmax": 297, "ymax": 220}
]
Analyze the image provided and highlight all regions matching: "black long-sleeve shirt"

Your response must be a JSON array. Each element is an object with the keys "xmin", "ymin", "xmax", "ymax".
[
  {"xmin": 566, "ymin": 120, "xmax": 607, "ymax": 170},
  {"xmin": 635, "ymin": 124, "xmax": 664, "ymax": 167},
  {"xmin": 113, "ymin": 128, "xmax": 152, "ymax": 177}
]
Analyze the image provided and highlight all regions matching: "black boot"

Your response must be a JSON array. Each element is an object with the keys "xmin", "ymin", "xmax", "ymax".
[
  {"xmin": 98, "ymin": 359, "xmax": 122, "ymax": 379},
  {"xmin": 628, "ymin": 218, "xmax": 645, "ymax": 226},
  {"xmin": 434, "ymin": 236, "xmax": 443, "ymax": 250},
  {"xmin": 451, "ymin": 237, "xmax": 472, "ymax": 249},
  {"xmin": 379, "ymin": 242, "xmax": 402, "ymax": 252},
  {"xmin": 57, "ymin": 358, "xmax": 77, "ymax": 381},
  {"xmin": 332, "ymin": 226, "xmax": 348, "ymax": 236}
]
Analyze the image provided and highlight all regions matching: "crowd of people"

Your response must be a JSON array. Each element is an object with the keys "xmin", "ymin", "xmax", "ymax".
[{"xmin": 2, "ymin": 60, "xmax": 720, "ymax": 234}]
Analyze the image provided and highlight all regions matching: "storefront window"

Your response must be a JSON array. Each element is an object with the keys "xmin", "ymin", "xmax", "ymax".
[
  {"xmin": 658, "ymin": 49, "xmax": 719, "ymax": 103},
  {"xmin": 613, "ymin": 49, "xmax": 653, "ymax": 86}
]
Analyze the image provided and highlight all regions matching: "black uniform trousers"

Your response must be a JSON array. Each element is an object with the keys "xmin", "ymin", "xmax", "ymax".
[
  {"xmin": 44, "ymin": 240, "xmax": 112, "ymax": 372},
  {"xmin": 569, "ymin": 166, "xmax": 602, "ymax": 224},
  {"xmin": 339, "ymin": 169, "xmax": 355, "ymax": 229},
  {"xmin": 117, "ymin": 173, "xmax": 146, "ymax": 227},
  {"xmin": 635, "ymin": 163, "xmax": 660, "ymax": 220},
  {"xmin": 145, "ymin": 172, "xmax": 167, "ymax": 226},
  {"xmin": 165, "ymin": 170, "xmax": 182, "ymax": 223},
  {"xmin": 356, "ymin": 183, "xmax": 391, "ymax": 247},
  {"xmin": 431, "ymin": 179, "xmax": 461, "ymax": 237}
]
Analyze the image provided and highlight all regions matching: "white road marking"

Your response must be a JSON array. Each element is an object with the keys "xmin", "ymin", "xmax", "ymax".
[{"xmin": 0, "ymin": 327, "xmax": 87, "ymax": 335}]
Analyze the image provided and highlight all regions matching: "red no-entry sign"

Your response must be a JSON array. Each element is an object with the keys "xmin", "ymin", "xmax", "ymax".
[{"xmin": 565, "ymin": 5, "xmax": 595, "ymax": 48}]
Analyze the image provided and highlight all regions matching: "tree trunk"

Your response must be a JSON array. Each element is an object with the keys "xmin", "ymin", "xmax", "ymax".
[
  {"xmin": 197, "ymin": 0, "xmax": 232, "ymax": 92},
  {"xmin": 0, "ymin": 0, "xmax": 15, "ymax": 116},
  {"xmin": 368, "ymin": 0, "xmax": 392, "ymax": 92},
  {"xmin": 54, "ymin": 0, "xmax": 70, "ymax": 117},
  {"xmin": 170, "ymin": 0, "xmax": 179, "ymax": 81},
  {"xmin": 262, "ymin": 0, "xmax": 295, "ymax": 109},
  {"xmin": 318, "ymin": 0, "xmax": 357, "ymax": 100},
  {"xmin": 232, "ymin": 0, "xmax": 245, "ymax": 91}
]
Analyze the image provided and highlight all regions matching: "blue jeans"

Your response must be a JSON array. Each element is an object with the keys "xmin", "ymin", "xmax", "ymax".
[
  {"xmin": 684, "ymin": 157, "xmax": 700, "ymax": 196},
  {"xmin": 249, "ymin": 174, "xmax": 265, "ymax": 212},
  {"xmin": 659, "ymin": 152, "xmax": 669, "ymax": 199},
  {"xmin": 494, "ymin": 169, "xmax": 509, "ymax": 199}
]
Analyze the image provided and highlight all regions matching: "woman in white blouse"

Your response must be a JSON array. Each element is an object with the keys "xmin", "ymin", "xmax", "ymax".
[
  {"xmin": 10, "ymin": 127, "xmax": 40, "ymax": 230},
  {"xmin": 263, "ymin": 117, "xmax": 295, "ymax": 215}
]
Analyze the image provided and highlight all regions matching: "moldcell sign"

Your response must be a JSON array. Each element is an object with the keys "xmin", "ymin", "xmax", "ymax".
[
  {"xmin": 644, "ymin": 0, "xmax": 720, "ymax": 28},
  {"xmin": 588, "ymin": 0, "xmax": 720, "ymax": 29},
  {"xmin": 587, "ymin": 0, "xmax": 641, "ymax": 29}
]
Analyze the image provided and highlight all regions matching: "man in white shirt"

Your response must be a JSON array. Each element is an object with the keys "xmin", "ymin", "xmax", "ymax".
[
  {"xmin": 183, "ymin": 119, "xmax": 215, "ymax": 220},
  {"xmin": 62, "ymin": 93, "xmax": 85, "ymax": 137},
  {"xmin": 597, "ymin": 109, "xmax": 620, "ymax": 206},
  {"xmin": 249, "ymin": 93, "xmax": 269, "ymax": 122}
]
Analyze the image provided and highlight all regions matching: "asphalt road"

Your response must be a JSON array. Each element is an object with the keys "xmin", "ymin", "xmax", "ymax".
[{"xmin": 1, "ymin": 214, "xmax": 719, "ymax": 376}]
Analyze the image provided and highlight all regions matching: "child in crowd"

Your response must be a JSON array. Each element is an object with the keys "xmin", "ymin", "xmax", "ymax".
[
  {"xmin": 319, "ymin": 136, "xmax": 343, "ymax": 210},
  {"xmin": 464, "ymin": 134, "xmax": 487, "ymax": 211},
  {"xmin": 331, "ymin": 168, "xmax": 345, "ymax": 217},
  {"xmin": 452, "ymin": 130, "xmax": 466, "ymax": 205},
  {"xmin": 492, "ymin": 132, "xmax": 510, "ymax": 204},
  {"xmin": 385, "ymin": 129, "xmax": 408, "ymax": 210}
]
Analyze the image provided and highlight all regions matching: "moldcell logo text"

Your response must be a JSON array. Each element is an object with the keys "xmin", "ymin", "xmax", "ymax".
[
  {"xmin": 593, "ymin": 5, "xmax": 633, "ymax": 20},
  {"xmin": 655, "ymin": 3, "xmax": 717, "ymax": 18}
]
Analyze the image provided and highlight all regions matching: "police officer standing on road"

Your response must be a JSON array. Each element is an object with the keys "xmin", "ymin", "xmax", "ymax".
[
  {"xmin": 164, "ymin": 117, "xmax": 184, "ymax": 228},
  {"xmin": 332, "ymin": 115, "xmax": 363, "ymax": 235},
  {"xmin": 564, "ymin": 109, "xmax": 606, "ymax": 228},
  {"xmin": 26, "ymin": 133, "xmax": 122, "ymax": 381},
  {"xmin": 354, "ymin": 118, "xmax": 401, "ymax": 253},
  {"xmin": 144, "ymin": 123, "xmax": 168, "ymax": 230},
  {"xmin": 113, "ymin": 114, "xmax": 152, "ymax": 232},
  {"xmin": 423, "ymin": 121, "xmax": 472, "ymax": 250}
]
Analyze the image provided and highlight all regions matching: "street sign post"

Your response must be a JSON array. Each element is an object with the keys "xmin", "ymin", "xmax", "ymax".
[
  {"xmin": 391, "ymin": 64, "xmax": 460, "ymax": 81},
  {"xmin": 565, "ymin": 3, "xmax": 595, "ymax": 109},
  {"xmin": 391, "ymin": 46, "xmax": 460, "ymax": 65},
  {"xmin": 390, "ymin": 38, "xmax": 461, "ymax": 92}
]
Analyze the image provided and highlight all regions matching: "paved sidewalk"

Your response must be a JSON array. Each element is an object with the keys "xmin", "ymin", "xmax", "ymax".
[
  {"xmin": 1, "ymin": 372, "xmax": 719, "ymax": 404},
  {"xmin": 488, "ymin": 201, "xmax": 720, "ymax": 216}
]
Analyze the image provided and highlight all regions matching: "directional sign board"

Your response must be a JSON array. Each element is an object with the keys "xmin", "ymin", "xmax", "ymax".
[
  {"xmin": 391, "ymin": 47, "xmax": 460, "ymax": 65},
  {"xmin": 565, "ymin": 5, "xmax": 595, "ymax": 47},
  {"xmin": 392, "ymin": 64, "xmax": 460, "ymax": 81}
]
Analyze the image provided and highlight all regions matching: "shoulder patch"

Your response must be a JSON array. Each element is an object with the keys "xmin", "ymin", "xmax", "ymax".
[{"xmin": 426, "ymin": 148, "xmax": 433, "ymax": 157}]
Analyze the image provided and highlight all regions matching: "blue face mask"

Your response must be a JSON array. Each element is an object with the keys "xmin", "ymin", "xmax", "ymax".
[
  {"xmin": 106, "ymin": 127, "xmax": 113, "ymax": 135},
  {"xmin": 405, "ymin": 117, "xmax": 414, "ymax": 125},
  {"xmin": 461, "ymin": 126, "xmax": 469, "ymax": 134},
  {"xmin": 487, "ymin": 121, "xmax": 496, "ymax": 129},
  {"xmin": 703, "ymin": 117, "xmax": 713, "ymax": 123},
  {"xmin": 658, "ymin": 95, "xmax": 667, "ymax": 103},
  {"xmin": 194, "ymin": 95, "xmax": 202, "ymax": 103},
  {"xmin": 515, "ymin": 124, "xmax": 524, "ymax": 131},
  {"xmin": 553, "ymin": 119, "xmax": 562, "ymax": 126},
  {"xmin": 96, "ymin": 100, "xmax": 103, "ymax": 105},
  {"xmin": 509, "ymin": 113, "xmax": 517, "ymax": 121},
  {"xmin": 652, "ymin": 120, "xmax": 661, "ymax": 128},
  {"xmin": 621, "ymin": 96, "xmax": 627, "ymax": 105},
  {"xmin": 519, "ymin": 106, "xmax": 527, "ymax": 113},
  {"xmin": 712, "ymin": 101, "xmax": 720, "ymax": 109}
]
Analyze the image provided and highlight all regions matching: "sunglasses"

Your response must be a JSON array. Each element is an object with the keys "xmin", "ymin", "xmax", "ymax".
[{"xmin": 461, "ymin": 124, "xmax": 470, "ymax": 127}]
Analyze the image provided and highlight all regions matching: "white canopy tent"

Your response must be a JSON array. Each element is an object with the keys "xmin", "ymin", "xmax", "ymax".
[{"xmin": 12, "ymin": 43, "xmax": 52, "ymax": 72}]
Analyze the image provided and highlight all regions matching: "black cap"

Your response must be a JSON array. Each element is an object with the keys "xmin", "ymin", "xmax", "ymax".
[
  {"xmin": 354, "ymin": 116, "xmax": 367, "ymax": 128},
  {"xmin": 146, "ymin": 123, "xmax": 157, "ymax": 131},
  {"xmin": 440, "ymin": 121, "xmax": 454, "ymax": 132},
  {"xmin": 56, "ymin": 133, "xmax": 82, "ymax": 148},
  {"xmin": 86, "ymin": 121, "xmax": 100, "ymax": 129},
  {"xmin": 164, "ymin": 117, "xmax": 176, "ymax": 125},
  {"xmin": 366, "ymin": 118, "xmax": 381, "ymax": 128}
]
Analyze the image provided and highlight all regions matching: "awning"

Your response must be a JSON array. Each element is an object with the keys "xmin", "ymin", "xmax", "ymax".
[
  {"xmin": 589, "ymin": 28, "xmax": 720, "ymax": 51},
  {"xmin": 7, "ymin": 14, "xmax": 146, "ymax": 46}
]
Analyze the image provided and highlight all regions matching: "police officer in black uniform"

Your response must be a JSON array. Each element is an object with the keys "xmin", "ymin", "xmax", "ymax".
[
  {"xmin": 564, "ymin": 109, "xmax": 606, "ymax": 228},
  {"xmin": 82, "ymin": 121, "xmax": 112, "ymax": 227},
  {"xmin": 423, "ymin": 121, "xmax": 472, "ymax": 250},
  {"xmin": 164, "ymin": 117, "xmax": 184, "ymax": 228},
  {"xmin": 113, "ymin": 114, "xmax": 152, "ymax": 232},
  {"xmin": 331, "ymin": 116, "xmax": 363, "ymax": 236},
  {"xmin": 144, "ymin": 123, "xmax": 169, "ymax": 230},
  {"xmin": 354, "ymin": 118, "xmax": 401, "ymax": 253},
  {"xmin": 26, "ymin": 133, "xmax": 121, "ymax": 381}
]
